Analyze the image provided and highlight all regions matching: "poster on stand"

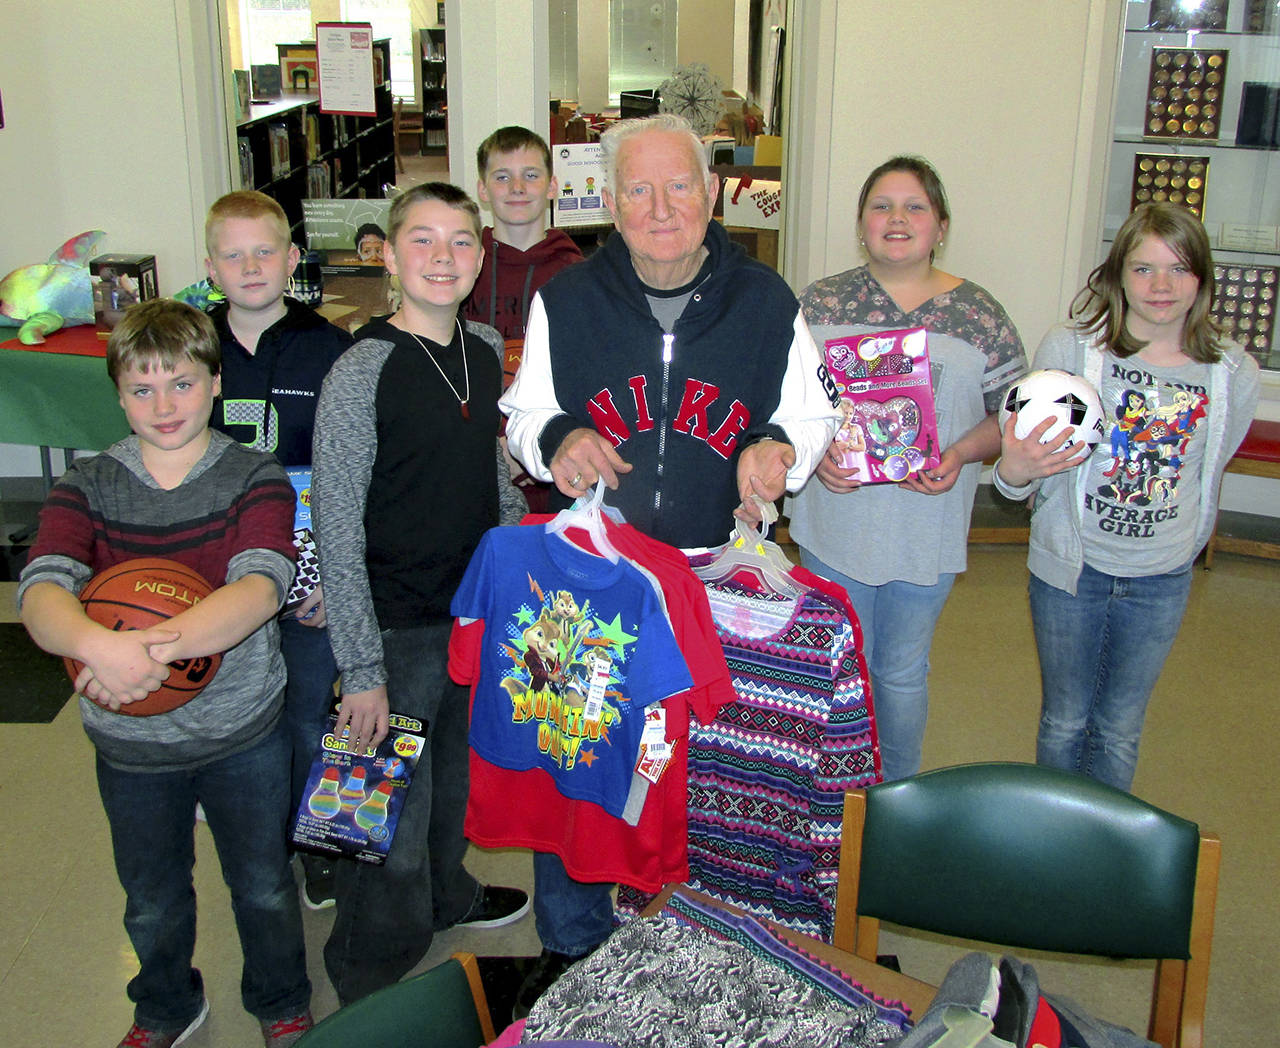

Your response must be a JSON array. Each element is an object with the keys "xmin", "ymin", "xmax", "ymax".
[
  {"xmin": 316, "ymin": 21, "xmax": 376, "ymax": 117},
  {"xmin": 552, "ymin": 143, "xmax": 610, "ymax": 228},
  {"xmin": 303, "ymin": 198, "xmax": 392, "ymax": 276}
]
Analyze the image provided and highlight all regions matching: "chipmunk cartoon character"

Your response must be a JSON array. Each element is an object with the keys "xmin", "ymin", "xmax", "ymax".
[
  {"xmin": 562, "ymin": 647, "xmax": 614, "ymax": 710},
  {"xmin": 504, "ymin": 609, "xmax": 565, "ymax": 698},
  {"xmin": 550, "ymin": 590, "xmax": 586, "ymax": 634}
]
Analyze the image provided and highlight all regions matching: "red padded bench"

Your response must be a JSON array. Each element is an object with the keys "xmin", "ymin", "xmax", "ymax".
[{"xmin": 1205, "ymin": 419, "xmax": 1280, "ymax": 567}]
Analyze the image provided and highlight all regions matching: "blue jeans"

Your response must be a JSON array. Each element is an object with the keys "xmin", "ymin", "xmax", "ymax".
[
  {"xmin": 799, "ymin": 551, "xmax": 955, "ymax": 783},
  {"xmin": 279, "ymin": 616, "xmax": 339, "ymax": 813},
  {"xmin": 95, "ymin": 723, "xmax": 310, "ymax": 1031},
  {"xmin": 323, "ymin": 622, "xmax": 480, "ymax": 1004},
  {"xmin": 1030, "ymin": 563, "xmax": 1192, "ymax": 792},
  {"xmin": 532, "ymin": 851, "xmax": 616, "ymax": 956}
]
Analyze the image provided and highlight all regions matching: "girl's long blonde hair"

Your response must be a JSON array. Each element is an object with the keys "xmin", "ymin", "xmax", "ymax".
[{"xmin": 1070, "ymin": 202, "xmax": 1221, "ymax": 363}]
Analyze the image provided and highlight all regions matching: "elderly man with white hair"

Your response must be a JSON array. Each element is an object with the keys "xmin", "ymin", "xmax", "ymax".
[
  {"xmin": 499, "ymin": 113, "xmax": 839, "ymax": 1016},
  {"xmin": 503, "ymin": 112, "xmax": 838, "ymax": 549}
]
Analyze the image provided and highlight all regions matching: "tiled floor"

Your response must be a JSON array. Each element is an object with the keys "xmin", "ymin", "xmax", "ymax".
[{"xmin": 2, "ymin": 547, "xmax": 1275, "ymax": 1046}]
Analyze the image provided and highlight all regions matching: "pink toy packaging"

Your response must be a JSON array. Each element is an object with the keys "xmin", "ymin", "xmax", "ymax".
[{"xmin": 822, "ymin": 326, "xmax": 941, "ymax": 484}]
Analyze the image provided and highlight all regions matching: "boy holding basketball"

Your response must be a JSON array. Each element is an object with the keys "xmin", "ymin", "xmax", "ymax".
[{"xmin": 18, "ymin": 299, "xmax": 314, "ymax": 1047}]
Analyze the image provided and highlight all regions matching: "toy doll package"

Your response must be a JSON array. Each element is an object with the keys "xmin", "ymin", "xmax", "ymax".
[
  {"xmin": 291, "ymin": 711, "xmax": 425, "ymax": 864},
  {"xmin": 822, "ymin": 326, "xmax": 942, "ymax": 484}
]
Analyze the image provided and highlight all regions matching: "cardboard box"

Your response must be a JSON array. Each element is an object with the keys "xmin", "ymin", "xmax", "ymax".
[
  {"xmin": 753, "ymin": 135, "xmax": 783, "ymax": 165},
  {"xmin": 90, "ymin": 254, "xmax": 158, "ymax": 329},
  {"xmin": 723, "ymin": 176, "xmax": 782, "ymax": 231}
]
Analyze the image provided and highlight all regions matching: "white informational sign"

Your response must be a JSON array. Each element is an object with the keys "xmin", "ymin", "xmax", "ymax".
[
  {"xmin": 316, "ymin": 22, "xmax": 376, "ymax": 117},
  {"xmin": 723, "ymin": 176, "xmax": 782, "ymax": 231},
  {"xmin": 551, "ymin": 143, "xmax": 611, "ymax": 228}
]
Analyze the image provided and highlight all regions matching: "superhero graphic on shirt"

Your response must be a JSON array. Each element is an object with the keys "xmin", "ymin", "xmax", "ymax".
[{"xmin": 1097, "ymin": 385, "xmax": 1207, "ymax": 507}]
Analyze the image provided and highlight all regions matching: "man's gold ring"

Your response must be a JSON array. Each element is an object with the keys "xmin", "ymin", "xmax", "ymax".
[{"xmin": 571, "ymin": 472, "xmax": 583, "ymax": 488}]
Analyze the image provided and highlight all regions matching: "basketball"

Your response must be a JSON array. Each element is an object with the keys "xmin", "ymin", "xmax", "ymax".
[
  {"xmin": 999, "ymin": 369, "xmax": 1106, "ymax": 449},
  {"xmin": 64, "ymin": 558, "xmax": 222, "ymax": 716}
]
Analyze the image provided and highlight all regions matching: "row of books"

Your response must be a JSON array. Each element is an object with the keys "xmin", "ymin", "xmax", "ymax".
[
  {"xmin": 269, "ymin": 123, "xmax": 291, "ymax": 179},
  {"xmin": 238, "ymin": 141, "xmax": 350, "ymax": 200},
  {"xmin": 240, "ymin": 116, "xmax": 386, "ymax": 189}
]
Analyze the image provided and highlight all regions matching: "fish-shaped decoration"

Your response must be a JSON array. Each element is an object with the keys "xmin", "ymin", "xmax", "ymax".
[{"xmin": 0, "ymin": 230, "xmax": 106, "ymax": 344}]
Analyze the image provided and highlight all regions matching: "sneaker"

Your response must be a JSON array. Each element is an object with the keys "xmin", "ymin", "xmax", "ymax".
[
  {"xmin": 511, "ymin": 948, "xmax": 581, "ymax": 1020},
  {"xmin": 301, "ymin": 855, "xmax": 336, "ymax": 911},
  {"xmin": 117, "ymin": 999, "xmax": 209, "ymax": 1048},
  {"xmin": 261, "ymin": 1011, "xmax": 313, "ymax": 1046},
  {"xmin": 455, "ymin": 885, "xmax": 531, "ymax": 929}
]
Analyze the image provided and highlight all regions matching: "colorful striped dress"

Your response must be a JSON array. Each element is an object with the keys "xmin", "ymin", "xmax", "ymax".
[{"xmin": 682, "ymin": 579, "xmax": 880, "ymax": 940}]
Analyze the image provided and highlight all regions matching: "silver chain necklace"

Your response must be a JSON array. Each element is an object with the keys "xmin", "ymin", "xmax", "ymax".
[{"xmin": 409, "ymin": 318, "xmax": 471, "ymax": 420}]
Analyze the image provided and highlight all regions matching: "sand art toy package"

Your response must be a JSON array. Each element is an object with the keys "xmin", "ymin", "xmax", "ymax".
[
  {"xmin": 292, "ymin": 711, "xmax": 425, "ymax": 864},
  {"xmin": 822, "ymin": 326, "xmax": 941, "ymax": 484}
]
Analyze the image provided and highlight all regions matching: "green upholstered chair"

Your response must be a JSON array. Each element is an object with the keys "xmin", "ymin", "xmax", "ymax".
[
  {"xmin": 834, "ymin": 762, "xmax": 1220, "ymax": 1048},
  {"xmin": 296, "ymin": 952, "xmax": 497, "ymax": 1048}
]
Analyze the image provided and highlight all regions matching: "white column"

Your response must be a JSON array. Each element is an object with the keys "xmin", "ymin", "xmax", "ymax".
[{"xmin": 445, "ymin": 0, "xmax": 550, "ymax": 189}]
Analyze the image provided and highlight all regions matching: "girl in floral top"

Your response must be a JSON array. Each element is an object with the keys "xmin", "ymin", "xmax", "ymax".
[{"xmin": 787, "ymin": 156, "xmax": 1027, "ymax": 781}]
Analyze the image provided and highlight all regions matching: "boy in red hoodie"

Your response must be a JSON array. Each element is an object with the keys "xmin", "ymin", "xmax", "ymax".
[
  {"xmin": 466, "ymin": 126, "xmax": 583, "ymax": 511},
  {"xmin": 464, "ymin": 126, "xmax": 583, "ymax": 344}
]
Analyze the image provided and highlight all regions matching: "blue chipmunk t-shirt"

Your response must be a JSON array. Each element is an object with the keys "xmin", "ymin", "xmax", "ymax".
[{"xmin": 451, "ymin": 525, "xmax": 692, "ymax": 820}]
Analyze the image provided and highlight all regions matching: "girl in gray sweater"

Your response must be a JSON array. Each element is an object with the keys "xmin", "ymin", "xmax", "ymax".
[{"xmin": 994, "ymin": 203, "xmax": 1258, "ymax": 791}]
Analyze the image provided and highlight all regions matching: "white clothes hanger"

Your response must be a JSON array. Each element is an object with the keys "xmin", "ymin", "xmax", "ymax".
[
  {"xmin": 694, "ymin": 498, "xmax": 802, "ymax": 597},
  {"xmin": 545, "ymin": 479, "xmax": 621, "ymax": 563}
]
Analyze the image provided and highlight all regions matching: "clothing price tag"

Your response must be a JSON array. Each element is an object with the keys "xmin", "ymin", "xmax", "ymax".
[
  {"xmin": 636, "ymin": 739, "xmax": 674, "ymax": 785},
  {"xmin": 582, "ymin": 659, "xmax": 611, "ymax": 725},
  {"xmin": 642, "ymin": 707, "xmax": 667, "ymax": 744},
  {"xmin": 644, "ymin": 739, "xmax": 672, "ymax": 761},
  {"xmin": 637, "ymin": 708, "xmax": 672, "ymax": 783}
]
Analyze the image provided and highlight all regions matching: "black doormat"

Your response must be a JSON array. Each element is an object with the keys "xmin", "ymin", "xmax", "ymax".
[{"xmin": 0, "ymin": 622, "xmax": 75, "ymax": 723}]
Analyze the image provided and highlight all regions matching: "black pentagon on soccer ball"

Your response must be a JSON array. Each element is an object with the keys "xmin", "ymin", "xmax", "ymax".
[
  {"xmin": 1004, "ymin": 388, "xmax": 1026, "ymax": 413},
  {"xmin": 1064, "ymin": 393, "xmax": 1090, "ymax": 424}
]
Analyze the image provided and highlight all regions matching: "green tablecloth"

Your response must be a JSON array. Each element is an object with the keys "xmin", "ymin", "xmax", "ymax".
[{"xmin": 0, "ymin": 343, "xmax": 128, "ymax": 451}]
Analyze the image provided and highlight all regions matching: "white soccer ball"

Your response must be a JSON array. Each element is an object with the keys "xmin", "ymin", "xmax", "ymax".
[{"xmin": 999, "ymin": 369, "xmax": 1105, "ymax": 448}]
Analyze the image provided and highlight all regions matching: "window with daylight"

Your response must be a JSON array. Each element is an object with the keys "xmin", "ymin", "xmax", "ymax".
[
  {"xmin": 341, "ymin": 0, "xmax": 416, "ymax": 101},
  {"xmin": 609, "ymin": 0, "xmax": 678, "ymax": 104},
  {"xmin": 240, "ymin": 0, "xmax": 313, "ymax": 69}
]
